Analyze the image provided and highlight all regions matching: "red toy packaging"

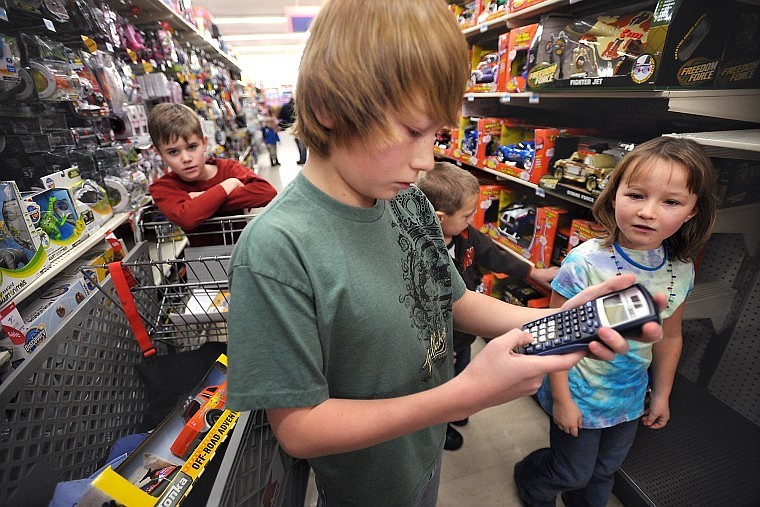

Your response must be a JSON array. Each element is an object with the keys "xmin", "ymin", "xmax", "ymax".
[
  {"xmin": 469, "ymin": 45, "xmax": 500, "ymax": 93},
  {"xmin": 477, "ymin": 0, "xmax": 508, "ymax": 24},
  {"xmin": 509, "ymin": 0, "xmax": 552, "ymax": 14},
  {"xmin": 475, "ymin": 117, "xmax": 505, "ymax": 166},
  {"xmin": 473, "ymin": 183, "xmax": 508, "ymax": 231},
  {"xmin": 494, "ymin": 127, "xmax": 560, "ymax": 185},
  {"xmin": 528, "ymin": 206, "xmax": 569, "ymax": 268},
  {"xmin": 567, "ymin": 218, "xmax": 606, "ymax": 254},
  {"xmin": 456, "ymin": 1, "xmax": 482, "ymax": 30},
  {"xmin": 498, "ymin": 23, "xmax": 539, "ymax": 93}
]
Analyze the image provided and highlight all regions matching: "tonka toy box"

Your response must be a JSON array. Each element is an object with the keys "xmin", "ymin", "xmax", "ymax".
[
  {"xmin": 0, "ymin": 276, "xmax": 88, "ymax": 381},
  {"xmin": 477, "ymin": 0, "xmax": 507, "ymax": 24},
  {"xmin": 88, "ymin": 354, "xmax": 238, "ymax": 507},
  {"xmin": 525, "ymin": 0, "xmax": 739, "ymax": 90},
  {"xmin": 0, "ymin": 181, "xmax": 49, "ymax": 306}
]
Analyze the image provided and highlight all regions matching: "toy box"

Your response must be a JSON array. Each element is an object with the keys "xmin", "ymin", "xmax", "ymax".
[
  {"xmin": 509, "ymin": 0, "xmax": 552, "ymax": 14},
  {"xmin": 40, "ymin": 166, "xmax": 114, "ymax": 231},
  {"xmin": 498, "ymin": 23, "xmax": 539, "ymax": 93},
  {"xmin": 62, "ymin": 233, "xmax": 128, "ymax": 294},
  {"xmin": 451, "ymin": 117, "xmax": 479, "ymax": 166},
  {"xmin": 456, "ymin": 1, "xmax": 482, "ymax": 30},
  {"xmin": 714, "ymin": 158, "xmax": 760, "ymax": 208},
  {"xmin": 528, "ymin": 206, "xmax": 569, "ymax": 268},
  {"xmin": 27, "ymin": 187, "xmax": 89, "ymax": 262},
  {"xmin": 490, "ymin": 275, "xmax": 550, "ymax": 308},
  {"xmin": 1, "ymin": 276, "xmax": 88, "ymax": 381},
  {"xmin": 477, "ymin": 0, "xmax": 507, "ymax": 24},
  {"xmin": 567, "ymin": 218, "xmax": 606, "ymax": 253},
  {"xmin": 494, "ymin": 127, "xmax": 560, "ymax": 184},
  {"xmin": 525, "ymin": 1, "xmax": 740, "ymax": 90},
  {"xmin": 551, "ymin": 225, "xmax": 572, "ymax": 266},
  {"xmin": 473, "ymin": 184, "xmax": 509, "ymax": 230},
  {"xmin": 475, "ymin": 117, "xmax": 504, "ymax": 165},
  {"xmin": 493, "ymin": 189, "xmax": 535, "ymax": 258},
  {"xmin": 433, "ymin": 127, "xmax": 454, "ymax": 158},
  {"xmin": 469, "ymin": 45, "xmax": 500, "ymax": 93},
  {"xmin": 480, "ymin": 121, "xmax": 525, "ymax": 171},
  {"xmin": 89, "ymin": 354, "xmax": 239, "ymax": 507},
  {"xmin": 0, "ymin": 181, "xmax": 50, "ymax": 306},
  {"xmin": 715, "ymin": 2, "xmax": 760, "ymax": 89}
]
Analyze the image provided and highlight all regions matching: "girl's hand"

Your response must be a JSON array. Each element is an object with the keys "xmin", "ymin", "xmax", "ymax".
[
  {"xmin": 561, "ymin": 273, "xmax": 668, "ymax": 360},
  {"xmin": 642, "ymin": 392, "xmax": 670, "ymax": 429},
  {"xmin": 552, "ymin": 399, "xmax": 582, "ymax": 437}
]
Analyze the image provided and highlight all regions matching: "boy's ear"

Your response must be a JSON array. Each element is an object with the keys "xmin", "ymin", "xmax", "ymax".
[
  {"xmin": 313, "ymin": 106, "xmax": 334, "ymax": 129},
  {"xmin": 435, "ymin": 210, "xmax": 445, "ymax": 222}
]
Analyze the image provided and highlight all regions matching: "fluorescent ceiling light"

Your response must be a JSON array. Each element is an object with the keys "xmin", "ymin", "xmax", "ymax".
[
  {"xmin": 223, "ymin": 33, "xmax": 309, "ymax": 42},
  {"xmin": 230, "ymin": 44, "xmax": 306, "ymax": 53},
  {"xmin": 214, "ymin": 16, "xmax": 287, "ymax": 25}
]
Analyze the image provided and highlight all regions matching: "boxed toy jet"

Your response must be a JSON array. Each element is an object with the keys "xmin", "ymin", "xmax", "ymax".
[{"xmin": 525, "ymin": 0, "xmax": 744, "ymax": 90}]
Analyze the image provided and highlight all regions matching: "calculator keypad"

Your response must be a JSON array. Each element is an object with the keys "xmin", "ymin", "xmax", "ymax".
[{"xmin": 519, "ymin": 302, "xmax": 601, "ymax": 355}]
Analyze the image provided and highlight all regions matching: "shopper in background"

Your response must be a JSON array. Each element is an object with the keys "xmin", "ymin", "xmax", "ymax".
[
  {"xmin": 416, "ymin": 161, "xmax": 559, "ymax": 451},
  {"xmin": 261, "ymin": 118, "xmax": 281, "ymax": 167},
  {"xmin": 148, "ymin": 103, "xmax": 277, "ymax": 233},
  {"xmin": 278, "ymin": 97, "xmax": 308, "ymax": 164},
  {"xmin": 514, "ymin": 137, "xmax": 717, "ymax": 507},
  {"xmin": 227, "ymin": 2, "xmax": 665, "ymax": 506}
]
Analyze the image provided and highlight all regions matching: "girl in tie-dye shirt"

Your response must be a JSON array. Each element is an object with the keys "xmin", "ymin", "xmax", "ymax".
[{"xmin": 514, "ymin": 137, "xmax": 718, "ymax": 507}]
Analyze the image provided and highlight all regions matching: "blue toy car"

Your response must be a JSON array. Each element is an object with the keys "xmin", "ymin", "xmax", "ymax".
[
  {"xmin": 461, "ymin": 126, "xmax": 478, "ymax": 155},
  {"xmin": 471, "ymin": 53, "xmax": 499, "ymax": 84},
  {"xmin": 496, "ymin": 140, "xmax": 535, "ymax": 170}
]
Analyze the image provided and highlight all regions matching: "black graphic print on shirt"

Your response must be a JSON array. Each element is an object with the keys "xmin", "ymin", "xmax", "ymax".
[{"xmin": 392, "ymin": 189, "xmax": 453, "ymax": 382}]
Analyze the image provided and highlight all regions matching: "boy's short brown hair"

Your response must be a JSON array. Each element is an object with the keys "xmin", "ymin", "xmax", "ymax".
[
  {"xmin": 416, "ymin": 161, "xmax": 480, "ymax": 216},
  {"xmin": 295, "ymin": 0, "xmax": 470, "ymax": 158},
  {"xmin": 148, "ymin": 103, "xmax": 205, "ymax": 150}
]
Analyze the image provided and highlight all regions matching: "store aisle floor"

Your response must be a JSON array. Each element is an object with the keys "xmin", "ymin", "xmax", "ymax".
[{"xmin": 254, "ymin": 134, "xmax": 623, "ymax": 507}]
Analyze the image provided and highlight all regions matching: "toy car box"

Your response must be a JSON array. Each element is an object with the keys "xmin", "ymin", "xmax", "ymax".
[
  {"xmin": 451, "ymin": 116, "xmax": 479, "ymax": 166},
  {"xmin": 469, "ymin": 45, "xmax": 500, "ymax": 93},
  {"xmin": 477, "ymin": 0, "xmax": 508, "ymax": 24},
  {"xmin": 475, "ymin": 117, "xmax": 505, "ymax": 166},
  {"xmin": 528, "ymin": 206, "xmax": 569, "ymax": 268},
  {"xmin": 0, "ymin": 276, "xmax": 88, "ymax": 381},
  {"xmin": 497, "ymin": 23, "xmax": 539, "ymax": 93},
  {"xmin": 455, "ymin": 0, "xmax": 482, "ymax": 30},
  {"xmin": 525, "ymin": 0, "xmax": 738, "ymax": 90},
  {"xmin": 567, "ymin": 218, "xmax": 606, "ymax": 253},
  {"xmin": 494, "ymin": 127, "xmax": 560, "ymax": 184},
  {"xmin": 0, "ymin": 181, "xmax": 50, "ymax": 306},
  {"xmin": 509, "ymin": 0, "xmax": 552, "ymax": 14},
  {"xmin": 90, "ymin": 354, "xmax": 239, "ymax": 507},
  {"xmin": 433, "ymin": 127, "xmax": 454, "ymax": 158},
  {"xmin": 473, "ymin": 183, "xmax": 510, "ymax": 231}
]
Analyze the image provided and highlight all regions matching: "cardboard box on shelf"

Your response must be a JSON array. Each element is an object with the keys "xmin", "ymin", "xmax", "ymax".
[
  {"xmin": 40, "ymin": 166, "xmax": 114, "ymax": 231},
  {"xmin": 498, "ymin": 23, "xmax": 539, "ymax": 93},
  {"xmin": 0, "ymin": 181, "xmax": 50, "ymax": 306},
  {"xmin": 567, "ymin": 218, "xmax": 606, "ymax": 254},
  {"xmin": 494, "ymin": 127, "xmax": 560, "ymax": 184},
  {"xmin": 528, "ymin": 206, "xmax": 569, "ymax": 268},
  {"xmin": 473, "ymin": 184, "xmax": 507, "ymax": 230}
]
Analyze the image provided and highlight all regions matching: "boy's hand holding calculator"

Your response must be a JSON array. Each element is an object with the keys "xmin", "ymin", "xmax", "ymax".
[{"xmin": 518, "ymin": 284, "xmax": 661, "ymax": 356}]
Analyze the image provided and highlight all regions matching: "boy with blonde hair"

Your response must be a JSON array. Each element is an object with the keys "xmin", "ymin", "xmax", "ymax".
[
  {"xmin": 416, "ymin": 161, "xmax": 558, "ymax": 450},
  {"xmin": 227, "ymin": 1, "xmax": 665, "ymax": 505},
  {"xmin": 148, "ymin": 103, "xmax": 276, "ymax": 232}
]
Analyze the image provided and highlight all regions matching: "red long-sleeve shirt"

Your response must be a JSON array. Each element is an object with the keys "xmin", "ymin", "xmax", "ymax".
[{"xmin": 149, "ymin": 158, "xmax": 277, "ymax": 231}]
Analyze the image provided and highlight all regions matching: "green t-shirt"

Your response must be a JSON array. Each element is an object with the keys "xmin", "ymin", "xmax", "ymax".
[{"xmin": 228, "ymin": 172, "xmax": 466, "ymax": 506}]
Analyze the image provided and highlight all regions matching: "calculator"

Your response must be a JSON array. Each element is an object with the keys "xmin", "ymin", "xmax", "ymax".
[{"xmin": 517, "ymin": 283, "xmax": 660, "ymax": 355}]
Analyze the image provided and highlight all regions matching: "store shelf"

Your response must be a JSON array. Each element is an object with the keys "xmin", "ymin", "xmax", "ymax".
[
  {"xmin": 664, "ymin": 129, "xmax": 760, "ymax": 160},
  {"xmin": 462, "ymin": 89, "xmax": 760, "ymax": 124},
  {"xmin": 117, "ymin": 0, "xmax": 240, "ymax": 74},
  {"xmin": 683, "ymin": 279, "xmax": 738, "ymax": 333},
  {"xmin": 8, "ymin": 212, "xmax": 131, "ymax": 308}
]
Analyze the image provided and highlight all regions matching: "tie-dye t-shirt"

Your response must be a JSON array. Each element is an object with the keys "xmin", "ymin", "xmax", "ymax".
[{"xmin": 536, "ymin": 238, "xmax": 694, "ymax": 428}]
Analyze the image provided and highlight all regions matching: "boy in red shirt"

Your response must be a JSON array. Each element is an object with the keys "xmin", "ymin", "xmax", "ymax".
[{"xmin": 148, "ymin": 103, "xmax": 277, "ymax": 233}]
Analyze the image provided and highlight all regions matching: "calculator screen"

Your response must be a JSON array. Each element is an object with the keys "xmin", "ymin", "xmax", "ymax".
[{"xmin": 602, "ymin": 294, "xmax": 630, "ymax": 324}]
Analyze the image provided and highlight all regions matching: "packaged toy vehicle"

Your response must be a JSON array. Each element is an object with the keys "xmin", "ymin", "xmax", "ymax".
[
  {"xmin": 170, "ymin": 381, "xmax": 228, "ymax": 458},
  {"xmin": 496, "ymin": 140, "xmax": 535, "ymax": 170},
  {"xmin": 460, "ymin": 126, "xmax": 478, "ymax": 155},
  {"xmin": 471, "ymin": 53, "xmax": 499, "ymax": 84},
  {"xmin": 553, "ymin": 150, "xmax": 617, "ymax": 193}
]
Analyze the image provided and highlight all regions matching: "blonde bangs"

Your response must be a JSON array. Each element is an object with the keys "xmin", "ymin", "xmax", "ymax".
[{"xmin": 295, "ymin": 0, "xmax": 469, "ymax": 157}]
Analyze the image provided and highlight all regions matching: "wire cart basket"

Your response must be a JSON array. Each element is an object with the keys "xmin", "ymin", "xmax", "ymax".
[{"xmin": 80, "ymin": 243, "xmax": 310, "ymax": 506}]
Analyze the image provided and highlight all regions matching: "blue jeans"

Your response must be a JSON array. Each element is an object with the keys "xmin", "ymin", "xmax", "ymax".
[{"xmin": 514, "ymin": 419, "xmax": 639, "ymax": 507}]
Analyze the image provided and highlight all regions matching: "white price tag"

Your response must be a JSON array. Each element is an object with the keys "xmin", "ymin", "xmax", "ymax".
[
  {"xmin": 480, "ymin": 24, "xmax": 488, "ymax": 33},
  {"xmin": 529, "ymin": 93, "xmax": 540, "ymax": 104},
  {"xmin": 466, "ymin": 94, "xmax": 475, "ymax": 102},
  {"xmin": 499, "ymin": 94, "xmax": 511, "ymax": 104},
  {"xmin": 535, "ymin": 187, "xmax": 545, "ymax": 198}
]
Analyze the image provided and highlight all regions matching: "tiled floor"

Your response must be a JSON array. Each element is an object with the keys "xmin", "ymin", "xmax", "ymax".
[{"xmin": 257, "ymin": 133, "xmax": 624, "ymax": 506}]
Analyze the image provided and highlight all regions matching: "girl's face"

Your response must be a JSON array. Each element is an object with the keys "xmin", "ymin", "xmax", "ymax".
[{"xmin": 613, "ymin": 158, "xmax": 698, "ymax": 251}]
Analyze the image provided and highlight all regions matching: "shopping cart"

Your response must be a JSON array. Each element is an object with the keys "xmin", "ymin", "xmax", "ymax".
[
  {"xmin": 132, "ymin": 203, "xmax": 260, "ymax": 262},
  {"xmin": 76, "ymin": 238, "xmax": 309, "ymax": 506}
]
